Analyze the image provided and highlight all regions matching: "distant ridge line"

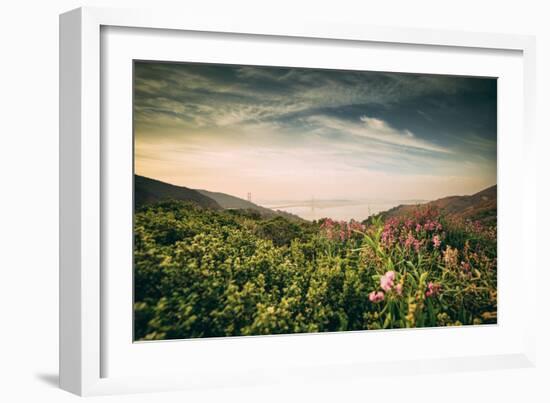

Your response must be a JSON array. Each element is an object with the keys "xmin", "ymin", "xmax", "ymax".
[{"xmin": 134, "ymin": 174, "xmax": 304, "ymax": 221}]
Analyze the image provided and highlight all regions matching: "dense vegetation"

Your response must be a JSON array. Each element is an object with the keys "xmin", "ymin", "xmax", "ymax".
[{"xmin": 134, "ymin": 201, "xmax": 497, "ymax": 340}]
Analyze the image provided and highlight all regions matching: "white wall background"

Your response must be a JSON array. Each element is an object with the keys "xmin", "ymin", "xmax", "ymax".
[{"xmin": 0, "ymin": 0, "xmax": 548, "ymax": 401}]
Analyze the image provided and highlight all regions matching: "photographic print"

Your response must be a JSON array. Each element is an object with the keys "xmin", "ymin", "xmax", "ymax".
[{"xmin": 133, "ymin": 61, "xmax": 497, "ymax": 341}]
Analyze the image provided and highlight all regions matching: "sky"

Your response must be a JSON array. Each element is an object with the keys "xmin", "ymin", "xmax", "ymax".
[{"xmin": 134, "ymin": 61, "xmax": 497, "ymax": 203}]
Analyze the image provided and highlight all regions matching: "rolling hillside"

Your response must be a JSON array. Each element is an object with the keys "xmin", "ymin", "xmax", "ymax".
[
  {"xmin": 135, "ymin": 175, "xmax": 221, "ymax": 209},
  {"xmin": 197, "ymin": 189, "xmax": 303, "ymax": 221},
  {"xmin": 135, "ymin": 175, "xmax": 303, "ymax": 221},
  {"xmin": 379, "ymin": 185, "xmax": 497, "ymax": 225},
  {"xmin": 196, "ymin": 189, "xmax": 265, "ymax": 210}
]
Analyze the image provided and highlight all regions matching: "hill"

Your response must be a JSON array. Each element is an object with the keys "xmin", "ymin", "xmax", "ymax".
[
  {"xmin": 379, "ymin": 185, "xmax": 497, "ymax": 225},
  {"xmin": 196, "ymin": 189, "xmax": 303, "ymax": 221},
  {"xmin": 135, "ymin": 175, "xmax": 303, "ymax": 221},
  {"xmin": 135, "ymin": 175, "xmax": 221, "ymax": 209},
  {"xmin": 197, "ymin": 189, "xmax": 265, "ymax": 210}
]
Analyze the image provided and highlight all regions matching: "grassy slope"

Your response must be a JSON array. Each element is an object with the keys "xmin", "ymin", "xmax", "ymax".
[
  {"xmin": 197, "ymin": 189, "xmax": 304, "ymax": 222},
  {"xmin": 135, "ymin": 175, "xmax": 221, "ymax": 209},
  {"xmin": 379, "ymin": 185, "xmax": 496, "ymax": 224}
]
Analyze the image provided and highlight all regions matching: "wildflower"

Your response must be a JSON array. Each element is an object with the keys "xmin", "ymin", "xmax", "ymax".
[
  {"xmin": 320, "ymin": 218, "xmax": 336, "ymax": 240},
  {"xmin": 473, "ymin": 220, "xmax": 483, "ymax": 234},
  {"xmin": 349, "ymin": 220, "xmax": 365, "ymax": 233},
  {"xmin": 404, "ymin": 232, "xmax": 415, "ymax": 249},
  {"xmin": 380, "ymin": 271, "xmax": 395, "ymax": 291},
  {"xmin": 395, "ymin": 283, "xmax": 403, "ymax": 296},
  {"xmin": 432, "ymin": 235, "xmax": 441, "ymax": 248},
  {"xmin": 406, "ymin": 298, "xmax": 417, "ymax": 326},
  {"xmin": 425, "ymin": 282, "xmax": 440, "ymax": 298},
  {"xmin": 381, "ymin": 225, "xmax": 394, "ymax": 245},
  {"xmin": 415, "ymin": 223, "xmax": 422, "ymax": 232},
  {"xmin": 443, "ymin": 245, "xmax": 459, "ymax": 268},
  {"xmin": 460, "ymin": 261, "xmax": 470, "ymax": 271},
  {"xmin": 320, "ymin": 218, "xmax": 334, "ymax": 229},
  {"xmin": 369, "ymin": 290, "xmax": 385, "ymax": 303}
]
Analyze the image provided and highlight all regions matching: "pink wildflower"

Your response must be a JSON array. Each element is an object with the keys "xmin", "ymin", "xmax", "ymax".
[
  {"xmin": 395, "ymin": 283, "xmax": 403, "ymax": 296},
  {"xmin": 350, "ymin": 220, "xmax": 365, "ymax": 233},
  {"xmin": 432, "ymin": 235, "xmax": 441, "ymax": 248},
  {"xmin": 425, "ymin": 282, "xmax": 440, "ymax": 298},
  {"xmin": 381, "ymin": 221, "xmax": 395, "ymax": 245},
  {"xmin": 380, "ymin": 271, "xmax": 395, "ymax": 291},
  {"xmin": 404, "ymin": 232, "xmax": 415, "ymax": 249},
  {"xmin": 369, "ymin": 290, "xmax": 385, "ymax": 303}
]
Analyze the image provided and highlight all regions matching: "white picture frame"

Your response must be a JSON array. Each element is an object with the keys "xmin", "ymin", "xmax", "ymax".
[{"xmin": 59, "ymin": 6, "xmax": 537, "ymax": 396}]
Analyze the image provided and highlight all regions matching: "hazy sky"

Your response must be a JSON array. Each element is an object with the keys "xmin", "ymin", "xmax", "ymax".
[{"xmin": 134, "ymin": 61, "xmax": 497, "ymax": 202}]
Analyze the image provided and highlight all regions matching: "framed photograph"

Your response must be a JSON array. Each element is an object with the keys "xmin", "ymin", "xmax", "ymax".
[{"xmin": 60, "ymin": 7, "xmax": 537, "ymax": 396}]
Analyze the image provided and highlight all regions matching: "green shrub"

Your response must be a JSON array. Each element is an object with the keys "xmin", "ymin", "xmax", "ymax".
[{"xmin": 133, "ymin": 202, "xmax": 497, "ymax": 340}]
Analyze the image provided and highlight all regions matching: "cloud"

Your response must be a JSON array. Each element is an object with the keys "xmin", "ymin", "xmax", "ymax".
[
  {"xmin": 307, "ymin": 115, "xmax": 451, "ymax": 154},
  {"xmin": 133, "ymin": 62, "xmax": 496, "ymax": 201},
  {"xmin": 134, "ymin": 63, "xmax": 488, "ymax": 133}
]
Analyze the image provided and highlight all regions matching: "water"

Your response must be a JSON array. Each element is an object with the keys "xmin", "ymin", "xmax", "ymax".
[{"xmin": 259, "ymin": 199, "xmax": 426, "ymax": 222}]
